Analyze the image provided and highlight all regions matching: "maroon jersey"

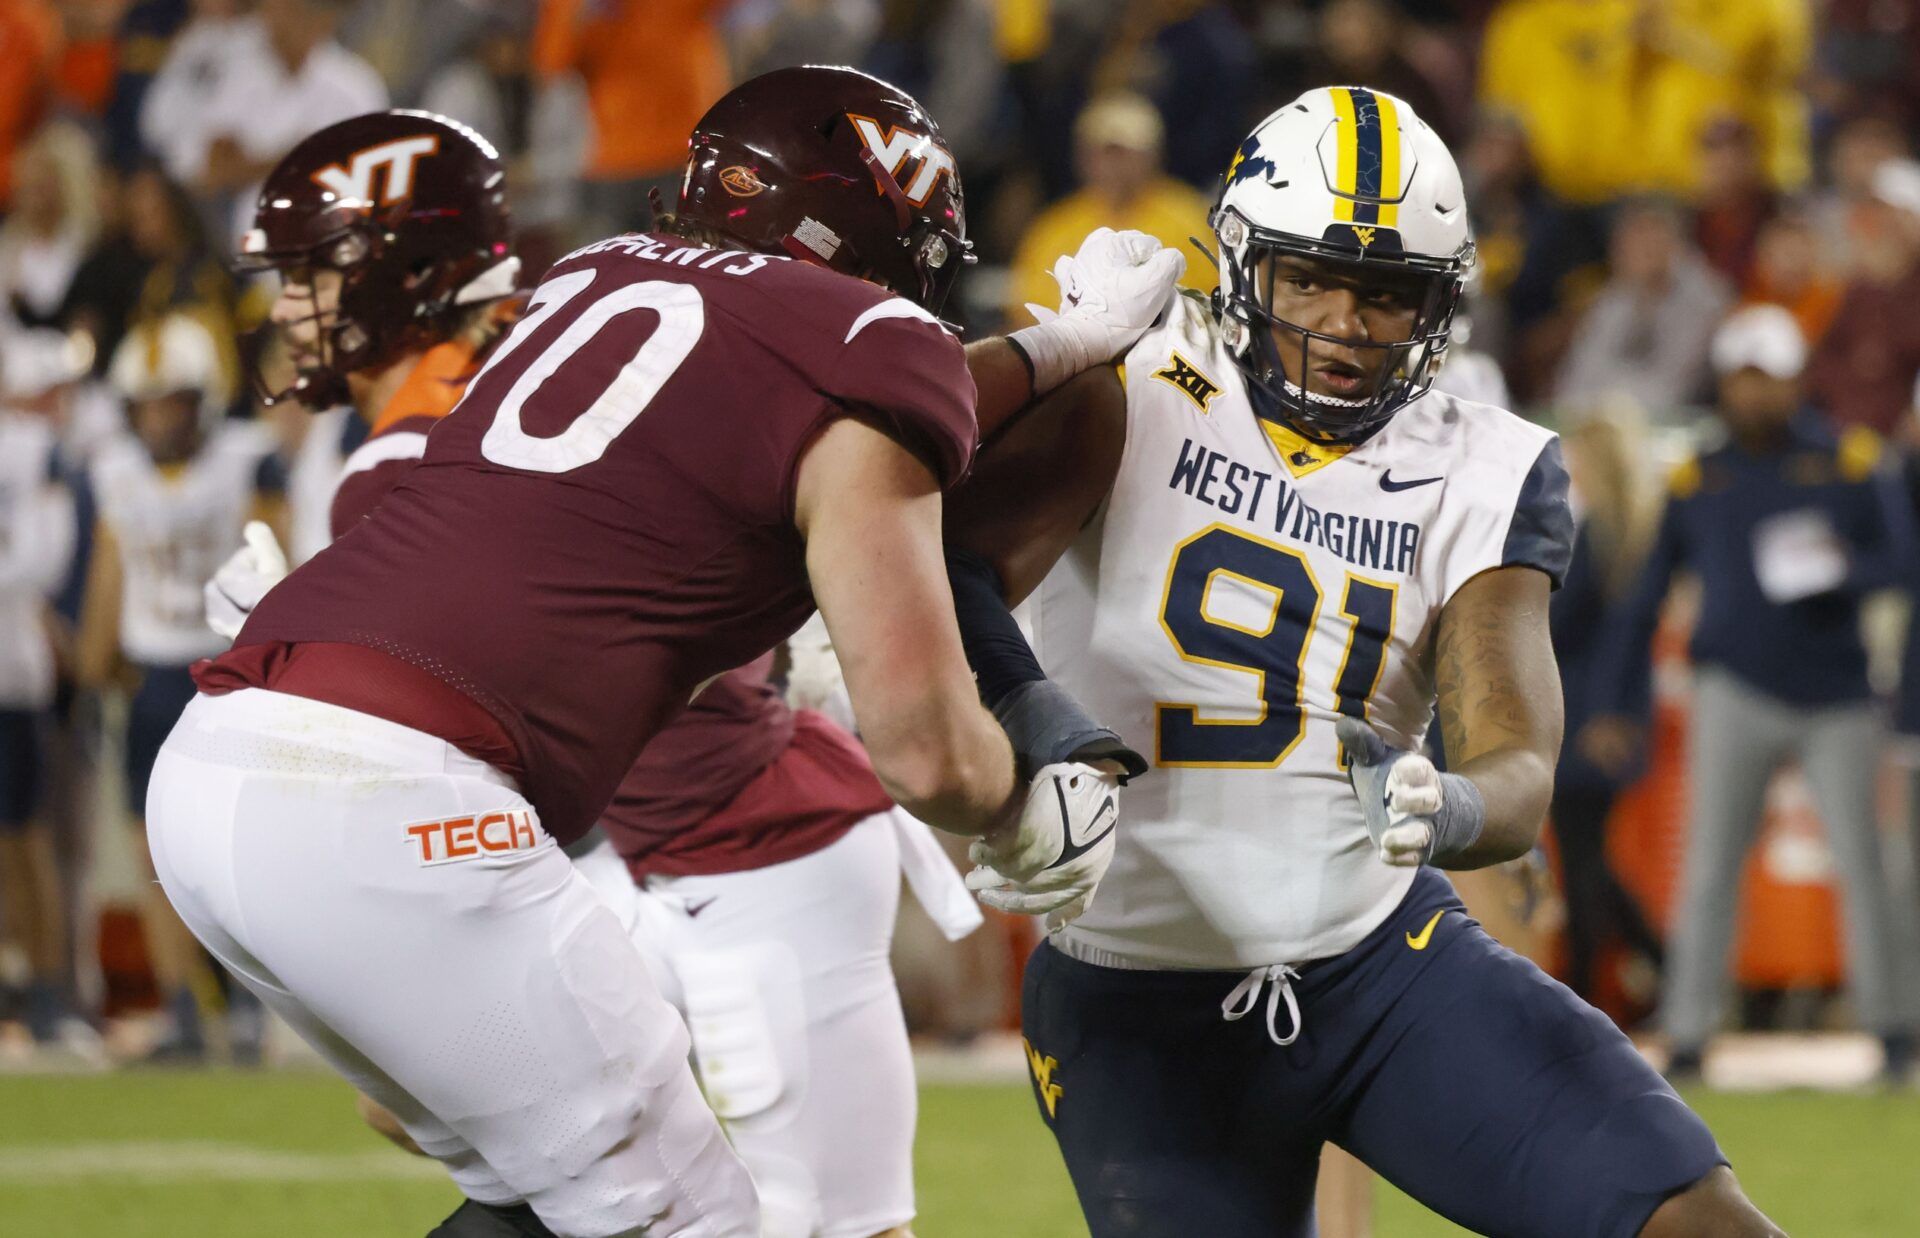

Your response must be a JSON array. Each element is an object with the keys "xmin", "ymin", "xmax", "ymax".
[
  {"xmin": 598, "ymin": 654, "xmax": 893, "ymax": 877},
  {"xmin": 219, "ymin": 234, "xmax": 977, "ymax": 845},
  {"xmin": 609, "ymin": 654, "xmax": 793, "ymax": 840}
]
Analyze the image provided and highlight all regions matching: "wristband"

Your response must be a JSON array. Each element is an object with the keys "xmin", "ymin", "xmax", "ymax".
[
  {"xmin": 994, "ymin": 679, "xmax": 1147, "ymax": 783},
  {"xmin": 1427, "ymin": 771, "xmax": 1487, "ymax": 866},
  {"xmin": 1005, "ymin": 318, "xmax": 1106, "ymax": 398}
]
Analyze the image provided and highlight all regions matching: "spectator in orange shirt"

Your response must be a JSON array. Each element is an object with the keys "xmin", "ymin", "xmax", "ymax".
[
  {"xmin": 532, "ymin": 0, "xmax": 729, "ymax": 242},
  {"xmin": 1742, "ymin": 209, "xmax": 1842, "ymax": 348},
  {"xmin": 0, "ymin": 0, "xmax": 58, "ymax": 209}
]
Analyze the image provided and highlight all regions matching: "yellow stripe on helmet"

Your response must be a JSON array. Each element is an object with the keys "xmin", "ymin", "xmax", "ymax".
[
  {"xmin": 1374, "ymin": 91, "xmax": 1401, "ymax": 228},
  {"xmin": 1329, "ymin": 87, "xmax": 1358, "ymax": 223}
]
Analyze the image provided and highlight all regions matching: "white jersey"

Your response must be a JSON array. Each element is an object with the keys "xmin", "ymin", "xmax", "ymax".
[
  {"xmin": 92, "ymin": 422, "xmax": 277, "ymax": 666},
  {"xmin": 1036, "ymin": 294, "xmax": 1569, "ymax": 970},
  {"xmin": 0, "ymin": 414, "xmax": 75, "ymax": 708},
  {"xmin": 285, "ymin": 406, "xmax": 354, "ymax": 566}
]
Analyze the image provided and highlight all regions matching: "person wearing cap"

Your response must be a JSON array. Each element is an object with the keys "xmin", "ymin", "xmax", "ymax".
[
  {"xmin": 1587, "ymin": 303, "xmax": 1920, "ymax": 1086},
  {"xmin": 75, "ymin": 313, "xmax": 286, "ymax": 1064},
  {"xmin": 1006, "ymin": 92, "xmax": 1215, "ymax": 326},
  {"xmin": 0, "ymin": 329, "xmax": 92, "ymax": 1060}
]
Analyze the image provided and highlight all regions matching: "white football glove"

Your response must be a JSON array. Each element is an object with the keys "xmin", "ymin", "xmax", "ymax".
[
  {"xmin": 1336, "ymin": 717, "xmax": 1485, "ymax": 868},
  {"xmin": 1009, "ymin": 227, "xmax": 1187, "ymax": 395},
  {"xmin": 965, "ymin": 761, "xmax": 1120, "ymax": 929},
  {"xmin": 204, "ymin": 520, "xmax": 288, "ymax": 640}
]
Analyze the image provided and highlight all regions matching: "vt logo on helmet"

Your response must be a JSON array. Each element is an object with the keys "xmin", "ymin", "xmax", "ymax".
[
  {"xmin": 309, "ymin": 135, "xmax": 440, "ymax": 207},
  {"xmin": 1210, "ymin": 86, "xmax": 1474, "ymax": 446}
]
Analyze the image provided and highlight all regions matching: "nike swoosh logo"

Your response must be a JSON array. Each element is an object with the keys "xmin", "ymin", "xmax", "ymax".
[
  {"xmin": 1379, "ymin": 471, "xmax": 1443, "ymax": 492},
  {"xmin": 1405, "ymin": 909, "xmax": 1445, "ymax": 951},
  {"xmin": 683, "ymin": 897, "xmax": 717, "ymax": 918},
  {"xmin": 1056, "ymin": 784, "xmax": 1118, "ymax": 864}
]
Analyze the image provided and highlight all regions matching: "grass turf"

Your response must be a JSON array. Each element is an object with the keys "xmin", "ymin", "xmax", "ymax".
[{"xmin": 2, "ymin": 1070, "xmax": 1916, "ymax": 1235}]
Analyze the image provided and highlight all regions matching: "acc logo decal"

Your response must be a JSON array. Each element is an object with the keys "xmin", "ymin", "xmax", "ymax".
[
  {"xmin": 718, "ymin": 165, "xmax": 766, "ymax": 197},
  {"xmin": 312, "ymin": 136, "xmax": 439, "ymax": 206},
  {"xmin": 848, "ymin": 113, "xmax": 956, "ymax": 206},
  {"xmin": 1023, "ymin": 1037, "xmax": 1063, "ymax": 1118},
  {"xmin": 1153, "ymin": 353, "xmax": 1222, "ymax": 412}
]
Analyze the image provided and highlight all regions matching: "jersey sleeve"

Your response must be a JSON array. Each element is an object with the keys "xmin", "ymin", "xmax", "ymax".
[
  {"xmin": 1500, "ymin": 437, "xmax": 1575, "ymax": 588},
  {"xmin": 820, "ymin": 302, "xmax": 978, "ymax": 489}
]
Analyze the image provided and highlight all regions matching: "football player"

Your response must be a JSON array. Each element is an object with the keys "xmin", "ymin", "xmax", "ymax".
[
  {"xmin": 148, "ymin": 69, "xmax": 1131, "ymax": 1238},
  {"xmin": 949, "ymin": 88, "xmax": 1785, "ymax": 1237},
  {"xmin": 78, "ymin": 312, "xmax": 283, "ymax": 1063},
  {"xmin": 0, "ymin": 342, "xmax": 83, "ymax": 1055}
]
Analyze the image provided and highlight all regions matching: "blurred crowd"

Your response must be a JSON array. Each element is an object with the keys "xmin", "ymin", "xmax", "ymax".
[{"xmin": 1, "ymin": 0, "xmax": 1920, "ymax": 1079}]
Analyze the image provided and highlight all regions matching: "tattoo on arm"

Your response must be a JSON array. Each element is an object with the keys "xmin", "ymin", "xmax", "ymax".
[
  {"xmin": 1435, "ymin": 596, "xmax": 1541, "ymax": 764},
  {"xmin": 1432, "ymin": 566, "xmax": 1562, "ymax": 861}
]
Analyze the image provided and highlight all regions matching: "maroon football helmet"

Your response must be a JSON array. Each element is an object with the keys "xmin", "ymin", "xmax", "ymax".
[
  {"xmin": 677, "ymin": 66, "xmax": 971, "ymax": 313},
  {"xmin": 236, "ymin": 109, "xmax": 518, "ymax": 408}
]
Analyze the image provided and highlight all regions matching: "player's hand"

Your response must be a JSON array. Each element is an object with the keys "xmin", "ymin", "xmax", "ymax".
[
  {"xmin": 1336, "ymin": 717, "xmax": 1484, "ymax": 868},
  {"xmin": 965, "ymin": 761, "xmax": 1120, "ymax": 928},
  {"xmin": 1032, "ymin": 227, "xmax": 1186, "ymax": 353},
  {"xmin": 204, "ymin": 521, "xmax": 288, "ymax": 640},
  {"xmin": 1010, "ymin": 228, "xmax": 1187, "ymax": 395}
]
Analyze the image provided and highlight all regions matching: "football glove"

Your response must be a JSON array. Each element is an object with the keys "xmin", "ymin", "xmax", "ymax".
[
  {"xmin": 1008, "ymin": 227, "xmax": 1186, "ymax": 396},
  {"xmin": 965, "ymin": 761, "xmax": 1120, "ymax": 928},
  {"xmin": 204, "ymin": 520, "xmax": 288, "ymax": 640},
  {"xmin": 1336, "ymin": 716, "xmax": 1486, "ymax": 868}
]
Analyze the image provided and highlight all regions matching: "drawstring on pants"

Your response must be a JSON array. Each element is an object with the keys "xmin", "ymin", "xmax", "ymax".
[{"xmin": 1221, "ymin": 964, "xmax": 1304, "ymax": 1046}]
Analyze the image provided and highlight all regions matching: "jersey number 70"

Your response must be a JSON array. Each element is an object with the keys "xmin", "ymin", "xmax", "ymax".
[{"xmin": 1156, "ymin": 524, "xmax": 1395, "ymax": 767}]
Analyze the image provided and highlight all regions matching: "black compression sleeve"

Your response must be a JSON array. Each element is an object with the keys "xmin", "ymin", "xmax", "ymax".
[
  {"xmin": 945, "ymin": 547, "xmax": 1147, "ymax": 780},
  {"xmin": 945, "ymin": 547, "xmax": 1044, "ymax": 707}
]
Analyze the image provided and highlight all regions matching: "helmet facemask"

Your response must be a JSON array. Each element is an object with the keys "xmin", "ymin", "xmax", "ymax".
[
  {"xmin": 237, "ymin": 225, "xmax": 380, "ymax": 409},
  {"xmin": 238, "ymin": 210, "xmax": 494, "ymax": 410},
  {"xmin": 1213, "ymin": 206, "xmax": 1469, "ymax": 446}
]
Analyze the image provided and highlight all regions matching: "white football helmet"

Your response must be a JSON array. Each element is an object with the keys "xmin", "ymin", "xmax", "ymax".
[
  {"xmin": 109, "ymin": 313, "xmax": 231, "ymax": 433},
  {"xmin": 1211, "ymin": 85, "xmax": 1473, "ymax": 444}
]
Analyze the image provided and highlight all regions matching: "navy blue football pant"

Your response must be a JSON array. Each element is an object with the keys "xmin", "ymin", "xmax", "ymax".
[{"xmin": 1021, "ymin": 868, "xmax": 1726, "ymax": 1238}]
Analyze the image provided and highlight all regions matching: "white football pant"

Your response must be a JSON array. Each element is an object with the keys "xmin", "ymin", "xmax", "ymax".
[
  {"xmin": 575, "ymin": 812, "xmax": 919, "ymax": 1238},
  {"xmin": 145, "ymin": 688, "xmax": 761, "ymax": 1238}
]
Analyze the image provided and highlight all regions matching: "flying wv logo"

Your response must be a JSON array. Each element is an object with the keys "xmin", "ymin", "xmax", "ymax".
[
  {"xmin": 1350, "ymin": 225, "xmax": 1377, "ymax": 251},
  {"xmin": 1024, "ymin": 1037, "xmax": 1064, "ymax": 1119},
  {"xmin": 1153, "ymin": 353, "xmax": 1222, "ymax": 412}
]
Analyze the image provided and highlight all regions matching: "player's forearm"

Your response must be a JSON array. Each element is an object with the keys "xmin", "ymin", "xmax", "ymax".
[
  {"xmin": 1435, "ymin": 747, "xmax": 1555, "ymax": 868},
  {"xmin": 1431, "ymin": 567, "xmax": 1563, "ymax": 868},
  {"xmin": 965, "ymin": 337, "xmax": 1035, "ymax": 442},
  {"xmin": 864, "ymin": 698, "xmax": 1019, "ymax": 837}
]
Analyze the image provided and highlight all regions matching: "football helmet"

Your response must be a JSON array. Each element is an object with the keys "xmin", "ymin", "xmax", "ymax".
[
  {"xmin": 236, "ymin": 109, "xmax": 519, "ymax": 408},
  {"xmin": 109, "ymin": 313, "xmax": 231, "ymax": 433},
  {"xmin": 677, "ymin": 65, "xmax": 972, "ymax": 314},
  {"xmin": 1211, "ymin": 86, "xmax": 1473, "ymax": 444}
]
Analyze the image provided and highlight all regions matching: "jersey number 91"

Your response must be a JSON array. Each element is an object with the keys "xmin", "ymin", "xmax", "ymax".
[{"xmin": 1156, "ymin": 524, "xmax": 1395, "ymax": 768}]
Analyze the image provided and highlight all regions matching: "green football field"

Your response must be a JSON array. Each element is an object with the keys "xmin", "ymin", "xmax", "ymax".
[{"xmin": 2, "ymin": 1070, "xmax": 1916, "ymax": 1235}]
